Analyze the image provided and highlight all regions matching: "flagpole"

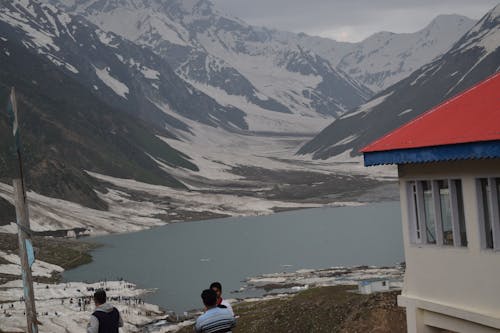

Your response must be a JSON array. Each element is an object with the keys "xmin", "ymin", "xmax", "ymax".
[{"xmin": 10, "ymin": 87, "xmax": 39, "ymax": 333}]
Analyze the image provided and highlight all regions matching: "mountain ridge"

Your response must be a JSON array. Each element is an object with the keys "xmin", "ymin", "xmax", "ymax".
[
  {"xmin": 0, "ymin": 0, "xmax": 206, "ymax": 210},
  {"xmin": 298, "ymin": 4, "xmax": 500, "ymax": 160}
]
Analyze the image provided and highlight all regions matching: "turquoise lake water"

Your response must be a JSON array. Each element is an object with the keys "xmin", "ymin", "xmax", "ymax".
[{"xmin": 64, "ymin": 201, "xmax": 403, "ymax": 312}]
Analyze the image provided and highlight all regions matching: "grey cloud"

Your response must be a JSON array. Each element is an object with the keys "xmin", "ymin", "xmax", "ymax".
[{"xmin": 212, "ymin": 0, "xmax": 499, "ymax": 41}]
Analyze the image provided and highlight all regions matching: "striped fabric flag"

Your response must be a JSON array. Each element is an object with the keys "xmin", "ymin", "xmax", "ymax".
[{"xmin": 6, "ymin": 87, "xmax": 20, "ymax": 150}]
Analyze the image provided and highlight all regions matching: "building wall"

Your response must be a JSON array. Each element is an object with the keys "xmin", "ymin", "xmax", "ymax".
[
  {"xmin": 358, "ymin": 280, "xmax": 390, "ymax": 294},
  {"xmin": 398, "ymin": 159, "xmax": 500, "ymax": 329}
]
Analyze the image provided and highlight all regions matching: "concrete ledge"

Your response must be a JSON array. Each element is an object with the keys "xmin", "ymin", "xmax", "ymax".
[{"xmin": 398, "ymin": 294, "xmax": 500, "ymax": 330}]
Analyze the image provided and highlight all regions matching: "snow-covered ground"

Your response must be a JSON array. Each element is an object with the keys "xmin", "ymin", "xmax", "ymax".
[
  {"xmin": 0, "ymin": 178, "xmax": 322, "ymax": 236},
  {"xmin": 0, "ymin": 108, "xmax": 396, "ymax": 236},
  {"xmin": 185, "ymin": 81, "xmax": 329, "ymax": 133},
  {"xmin": 158, "ymin": 105, "xmax": 397, "ymax": 185},
  {"xmin": 0, "ymin": 237, "xmax": 403, "ymax": 333},
  {"xmin": 0, "ymin": 250, "xmax": 64, "ymax": 278},
  {"xmin": 240, "ymin": 265, "xmax": 404, "ymax": 296},
  {"xmin": 0, "ymin": 249, "xmax": 176, "ymax": 333},
  {"xmin": 0, "ymin": 279, "xmax": 168, "ymax": 333},
  {"xmin": 0, "ymin": 182, "xmax": 167, "ymax": 235}
]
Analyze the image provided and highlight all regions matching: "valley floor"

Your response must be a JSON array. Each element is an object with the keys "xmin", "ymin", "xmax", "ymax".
[{"xmin": 0, "ymin": 129, "xmax": 398, "ymax": 237}]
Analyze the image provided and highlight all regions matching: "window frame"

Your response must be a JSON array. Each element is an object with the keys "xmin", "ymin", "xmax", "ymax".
[
  {"xmin": 407, "ymin": 179, "xmax": 467, "ymax": 248},
  {"xmin": 477, "ymin": 177, "xmax": 500, "ymax": 251}
]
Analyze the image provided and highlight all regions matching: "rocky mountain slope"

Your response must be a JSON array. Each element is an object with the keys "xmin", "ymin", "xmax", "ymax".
[
  {"xmin": 298, "ymin": 4, "xmax": 500, "ymax": 160},
  {"xmin": 0, "ymin": 0, "xmax": 202, "ymax": 210},
  {"xmin": 0, "ymin": 0, "xmax": 254, "ymax": 132},
  {"xmin": 48, "ymin": 0, "xmax": 476, "ymax": 115},
  {"xmin": 47, "ymin": 0, "xmax": 372, "ymax": 125}
]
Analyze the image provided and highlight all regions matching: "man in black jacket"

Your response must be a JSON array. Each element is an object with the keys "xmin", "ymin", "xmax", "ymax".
[{"xmin": 87, "ymin": 289, "xmax": 123, "ymax": 333}]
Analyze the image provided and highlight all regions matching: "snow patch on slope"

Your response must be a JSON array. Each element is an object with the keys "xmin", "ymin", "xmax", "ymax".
[
  {"xmin": 87, "ymin": 171, "xmax": 321, "ymax": 216},
  {"xmin": 94, "ymin": 65, "xmax": 129, "ymax": 98},
  {"xmin": 0, "ymin": 251, "xmax": 64, "ymax": 278},
  {"xmin": 342, "ymin": 91, "xmax": 394, "ymax": 119},
  {"xmin": 187, "ymin": 81, "xmax": 329, "ymax": 133},
  {"xmin": 197, "ymin": 31, "xmax": 324, "ymax": 115}
]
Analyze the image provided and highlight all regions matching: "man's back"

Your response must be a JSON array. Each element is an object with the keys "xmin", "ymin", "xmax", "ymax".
[
  {"xmin": 87, "ymin": 302, "xmax": 123, "ymax": 333},
  {"xmin": 195, "ymin": 307, "xmax": 236, "ymax": 333}
]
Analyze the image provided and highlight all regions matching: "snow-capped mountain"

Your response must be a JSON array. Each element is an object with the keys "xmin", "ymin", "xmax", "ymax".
[
  {"xmin": 0, "ymin": 0, "xmax": 492, "ymax": 233},
  {"xmin": 310, "ymin": 15, "xmax": 476, "ymax": 92},
  {"xmin": 44, "ymin": 0, "xmax": 372, "ymax": 130},
  {"xmin": 277, "ymin": 15, "xmax": 476, "ymax": 93},
  {"xmin": 0, "ymin": 0, "xmax": 256, "ymax": 132},
  {"xmin": 298, "ymin": 4, "xmax": 500, "ymax": 160},
  {"xmin": 43, "ymin": 0, "xmax": 479, "ymax": 130}
]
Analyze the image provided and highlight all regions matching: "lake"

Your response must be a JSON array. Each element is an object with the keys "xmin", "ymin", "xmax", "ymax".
[{"xmin": 63, "ymin": 201, "xmax": 403, "ymax": 312}]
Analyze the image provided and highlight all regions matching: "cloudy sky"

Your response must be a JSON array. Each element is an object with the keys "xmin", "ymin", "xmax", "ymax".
[{"xmin": 212, "ymin": 0, "xmax": 499, "ymax": 42}]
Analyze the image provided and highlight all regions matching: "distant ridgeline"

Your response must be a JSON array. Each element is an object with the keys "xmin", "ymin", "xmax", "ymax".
[{"xmin": 298, "ymin": 4, "xmax": 500, "ymax": 160}]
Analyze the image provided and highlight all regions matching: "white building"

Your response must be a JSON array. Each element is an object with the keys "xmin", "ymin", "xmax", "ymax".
[
  {"xmin": 358, "ymin": 278, "xmax": 391, "ymax": 295},
  {"xmin": 362, "ymin": 73, "xmax": 500, "ymax": 333}
]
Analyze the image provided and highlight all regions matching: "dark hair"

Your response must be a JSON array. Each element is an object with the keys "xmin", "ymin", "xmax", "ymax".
[
  {"xmin": 94, "ymin": 289, "xmax": 107, "ymax": 305},
  {"xmin": 201, "ymin": 289, "xmax": 217, "ymax": 307},
  {"xmin": 210, "ymin": 282, "xmax": 222, "ymax": 292}
]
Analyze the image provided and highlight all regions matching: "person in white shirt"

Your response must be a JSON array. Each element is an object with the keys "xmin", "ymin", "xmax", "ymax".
[{"xmin": 210, "ymin": 282, "xmax": 234, "ymax": 316}]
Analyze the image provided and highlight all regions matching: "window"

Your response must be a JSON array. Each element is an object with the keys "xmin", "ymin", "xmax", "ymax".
[
  {"xmin": 438, "ymin": 180, "xmax": 453, "ymax": 246},
  {"xmin": 409, "ymin": 182, "xmax": 421, "ymax": 241},
  {"xmin": 422, "ymin": 181, "xmax": 437, "ymax": 244},
  {"xmin": 455, "ymin": 181, "xmax": 468, "ymax": 247},
  {"xmin": 408, "ymin": 179, "xmax": 467, "ymax": 247},
  {"xmin": 478, "ymin": 178, "xmax": 500, "ymax": 250}
]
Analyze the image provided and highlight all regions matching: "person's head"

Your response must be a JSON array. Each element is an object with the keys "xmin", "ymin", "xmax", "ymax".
[
  {"xmin": 201, "ymin": 289, "xmax": 218, "ymax": 309},
  {"xmin": 210, "ymin": 282, "xmax": 222, "ymax": 299},
  {"xmin": 93, "ymin": 289, "xmax": 107, "ymax": 306}
]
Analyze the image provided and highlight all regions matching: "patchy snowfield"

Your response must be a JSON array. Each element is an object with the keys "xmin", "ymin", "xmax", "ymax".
[
  {"xmin": 0, "ymin": 244, "xmax": 404, "ymax": 333},
  {"xmin": 185, "ymin": 81, "xmax": 328, "ymax": 133},
  {"xmin": 242, "ymin": 265, "xmax": 404, "ymax": 295},
  {"xmin": 0, "ymin": 279, "xmax": 169, "ymax": 333},
  {"xmin": 0, "ymin": 107, "xmax": 395, "ymax": 236},
  {"xmin": 0, "ymin": 244, "xmax": 175, "ymax": 333},
  {"xmin": 0, "ymin": 85, "xmax": 394, "ymax": 238},
  {"xmin": 0, "ymin": 250, "xmax": 64, "ymax": 278},
  {"xmin": 157, "ymin": 105, "xmax": 396, "ymax": 185},
  {"xmin": 0, "ymin": 182, "xmax": 167, "ymax": 235},
  {"xmin": 0, "ymin": 172, "xmax": 321, "ymax": 236}
]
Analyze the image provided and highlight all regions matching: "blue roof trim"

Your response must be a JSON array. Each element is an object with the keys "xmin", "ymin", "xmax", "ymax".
[{"xmin": 363, "ymin": 141, "xmax": 500, "ymax": 166}]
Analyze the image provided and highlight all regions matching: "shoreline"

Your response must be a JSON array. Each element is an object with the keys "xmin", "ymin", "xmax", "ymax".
[
  {"xmin": 1, "ymin": 189, "xmax": 401, "ymax": 332},
  {"xmin": 0, "ymin": 228, "xmax": 404, "ymax": 333},
  {"xmin": 0, "ymin": 173, "xmax": 398, "ymax": 237},
  {"xmin": 74, "ymin": 198, "xmax": 373, "ymax": 242}
]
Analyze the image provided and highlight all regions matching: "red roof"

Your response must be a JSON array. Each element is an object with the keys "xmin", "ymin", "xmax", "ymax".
[{"xmin": 362, "ymin": 72, "xmax": 500, "ymax": 153}]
